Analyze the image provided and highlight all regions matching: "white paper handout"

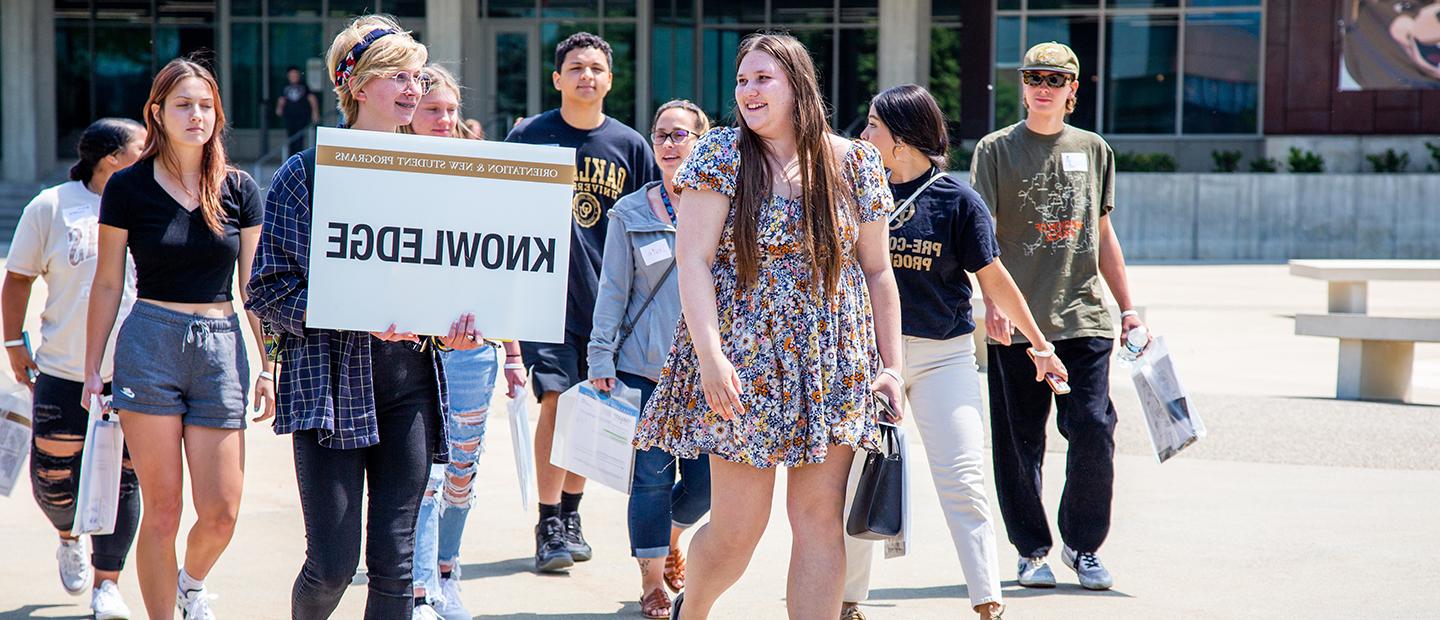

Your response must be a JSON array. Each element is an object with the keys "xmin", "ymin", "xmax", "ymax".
[
  {"xmin": 507, "ymin": 387, "xmax": 537, "ymax": 511},
  {"xmin": 0, "ymin": 386, "xmax": 34, "ymax": 497},
  {"xmin": 550, "ymin": 381, "xmax": 643, "ymax": 494},
  {"xmin": 73, "ymin": 396, "xmax": 124, "ymax": 535}
]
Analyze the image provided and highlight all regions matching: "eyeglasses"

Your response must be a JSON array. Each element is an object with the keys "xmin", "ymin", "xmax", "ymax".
[
  {"xmin": 651, "ymin": 129, "xmax": 694, "ymax": 145},
  {"xmin": 381, "ymin": 71, "xmax": 434, "ymax": 94},
  {"xmin": 1021, "ymin": 72, "xmax": 1073, "ymax": 88}
]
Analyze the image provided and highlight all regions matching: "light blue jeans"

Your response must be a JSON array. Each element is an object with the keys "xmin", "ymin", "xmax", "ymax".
[{"xmin": 413, "ymin": 346, "xmax": 497, "ymax": 600}]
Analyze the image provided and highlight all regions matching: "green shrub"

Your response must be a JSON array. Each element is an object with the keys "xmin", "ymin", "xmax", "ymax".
[
  {"xmin": 1116, "ymin": 151, "xmax": 1177, "ymax": 172},
  {"xmin": 1425, "ymin": 142, "xmax": 1440, "ymax": 171},
  {"xmin": 1248, "ymin": 157, "xmax": 1279, "ymax": 173},
  {"xmin": 1286, "ymin": 147, "xmax": 1324, "ymax": 173},
  {"xmin": 1365, "ymin": 149, "xmax": 1410, "ymax": 173},
  {"xmin": 948, "ymin": 147, "xmax": 973, "ymax": 173},
  {"xmin": 1211, "ymin": 150, "xmax": 1243, "ymax": 173}
]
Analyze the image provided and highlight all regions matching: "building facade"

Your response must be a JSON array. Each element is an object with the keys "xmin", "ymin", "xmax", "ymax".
[{"xmin": 0, "ymin": 0, "xmax": 1431, "ymax": 183}]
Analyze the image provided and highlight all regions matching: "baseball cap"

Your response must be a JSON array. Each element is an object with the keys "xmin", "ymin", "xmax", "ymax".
[{"xmin": 1018, "ymin": 42, "xmax": 1079, "ymax": 76}]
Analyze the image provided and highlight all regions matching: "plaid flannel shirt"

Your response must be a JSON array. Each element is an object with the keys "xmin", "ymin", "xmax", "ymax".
[{"xmin": 246, "ymin": 152, "xmax": 448, "ymax": 461}]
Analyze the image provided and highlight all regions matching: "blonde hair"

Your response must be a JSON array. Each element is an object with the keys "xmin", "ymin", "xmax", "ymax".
[
  {"xmin": 652, "ymin": 99, "xmax": 711, "ymax": 135},
  {"xmin": 402, "ymin": 64, "xmax": 485, "ymax": 139},
  {"xmin": 325, "ymin": 15, "xmax": 427, "ymax": 126}
]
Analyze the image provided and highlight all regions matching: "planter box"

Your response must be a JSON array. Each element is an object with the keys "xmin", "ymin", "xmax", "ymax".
[{"xmin": 1111, "ymin": 173, "xmax": 1440, "ymax": 261}]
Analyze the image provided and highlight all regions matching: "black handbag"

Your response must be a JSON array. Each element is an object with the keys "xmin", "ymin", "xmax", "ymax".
[{"xmin": 846, "ymin": 412, "xmax": 904, "ymax": 541}]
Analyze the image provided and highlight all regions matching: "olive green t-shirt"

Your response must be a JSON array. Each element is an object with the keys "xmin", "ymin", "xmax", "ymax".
[{"xmin": 970, "ymin": 122, "xmax": 1116, "ymax": 343}]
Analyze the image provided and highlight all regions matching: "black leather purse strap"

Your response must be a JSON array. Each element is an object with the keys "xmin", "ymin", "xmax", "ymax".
[{"xmin": 615, "ymin": 259, "xmax": 676, "ymax": 355}]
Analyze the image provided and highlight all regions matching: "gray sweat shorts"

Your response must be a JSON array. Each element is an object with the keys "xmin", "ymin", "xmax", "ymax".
[{"xmin": 111, "ymin": 301, "xmax": 250, "ymax": 429}]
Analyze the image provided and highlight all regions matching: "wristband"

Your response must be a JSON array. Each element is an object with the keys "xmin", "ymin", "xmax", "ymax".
[
  {"xmin": 1028, "ymin": 346, "xmax": 1054, "ymax": 358},
  {"xmin": 3, "ymin": 339, "xmax": 24, "ymax": 348},
  {"xmin": 1120, "ymin": 310, "xmax": 1139, "ymax": 319},
  {"xmin": 504, "ymin": 363, "xmax": 525, "ymax": 371},
  {"xmin": 258, "ymin": 370, "xmax": 276, "ymax": 381},
  {"xmin": 878, "ymin": 367, "xmax": 905, "ymax": 387},
  {"xmin": 506, "ymin": 354, "xmax": 522, "ymax": 359}
]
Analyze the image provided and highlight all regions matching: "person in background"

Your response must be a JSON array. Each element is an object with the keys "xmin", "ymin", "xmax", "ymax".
[
  {"xmin": 971, "ymin": 41, "xmax": 1148, "ymax": 592},
  {"xmin": 4, "ymin": 117, "xmax": 146, "ymax": 620},
  {"xmin": 587, "ymin": 99, "xmax": 713, "ymax": 619},
  {"xmin": 276, "ymin": 66, "xmax": 321, "ymax": 157},
  {"xmin": 505, "ymin": 31, "xmax": 660, "ymax": 573},
  {"xmin": 403, "ymin": 63, "xmax": 527, "ymax": 620}
]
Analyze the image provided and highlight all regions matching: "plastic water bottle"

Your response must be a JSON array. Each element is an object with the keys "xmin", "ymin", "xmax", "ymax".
[{"xmin": 1120, "ymin": 325, "xmax": 1149, "ymax": 361}]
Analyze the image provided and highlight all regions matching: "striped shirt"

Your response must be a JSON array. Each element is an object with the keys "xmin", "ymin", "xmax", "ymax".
[{"xmin": 246, "ymin": 152, "xmax": 448, "ymax": 460}]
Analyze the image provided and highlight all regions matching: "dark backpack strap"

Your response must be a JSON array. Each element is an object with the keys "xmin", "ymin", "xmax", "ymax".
[{"xmin": 615, "ymin": 260, "xmax": 676, "ymax": 354}]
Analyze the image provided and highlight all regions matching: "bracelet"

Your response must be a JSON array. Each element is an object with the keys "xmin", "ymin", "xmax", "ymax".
[
  {"xmin": 506, "ymin": 354, "xmax": 522, "ymax": 359},
  {"xmin": 1028, "ymin": 346, "xmax": 1055, "ymax": 358},
  {"xmin": 258, "ymin": 370, "xmax": 275, "ymax": 381},
  {"xmin": 879, "ymin": 367, "xmax": 905, "ymax": 387},
  {"xmin": 3, "ymin": 339, "xmax": 24, "ymax": 348},
  {"xmin": 1120, "ymin": 310, "xmax": 1139, "ymax": 319},
  {"xmin": 504, "ymin": 363, "xmax": 525, "ymax": 371}
]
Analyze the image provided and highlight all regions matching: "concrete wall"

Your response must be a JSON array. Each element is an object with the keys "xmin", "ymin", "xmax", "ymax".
[
  {"xmin": 1265, "ymin": 136, "xmax": 1440, "ymax": 173},
  {"xmin": 1112, "ymin": 173, "xmax": 1440, "ymax": 261}
]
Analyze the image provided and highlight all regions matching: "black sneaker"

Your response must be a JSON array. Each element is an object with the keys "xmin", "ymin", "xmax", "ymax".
[
  {"xmin": 534, "ymin": 516, "xmax": 574, "ymax": 573},
  {"xmin": 561, "ymin": 512, "xmax": 593, "ymax": 562}
]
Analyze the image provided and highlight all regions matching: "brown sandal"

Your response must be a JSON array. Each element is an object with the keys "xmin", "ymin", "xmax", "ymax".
[
  {"xmin": 663, "ymin": 546, "xmax": 686, "ymax": 593},
  {"xmin": 640, "ymin": 587, "xmax": 672, "ymax": 619}
]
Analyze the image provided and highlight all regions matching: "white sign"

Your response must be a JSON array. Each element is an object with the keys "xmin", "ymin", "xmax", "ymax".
[{"xmin": 306, "ymin": 127, "xmax": 575, "ymax": 342}]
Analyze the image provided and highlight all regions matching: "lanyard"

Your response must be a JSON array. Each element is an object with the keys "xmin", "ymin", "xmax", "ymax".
[
  {"xmin": 658, "ymin": 184, "xmax": 677, "ymax": 226},
  {"xmin": 886, "ymin": 170, "xmax": 946, "ymax": 224}
]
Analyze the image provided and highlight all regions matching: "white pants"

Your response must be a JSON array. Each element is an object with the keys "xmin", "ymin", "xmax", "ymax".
[{"xmin": 844, "ymin": 334, "xmax": 1002, "ymax": 609}]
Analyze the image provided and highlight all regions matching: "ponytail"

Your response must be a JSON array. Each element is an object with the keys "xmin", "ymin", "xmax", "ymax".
[{"xmin": 70, "ymin": 118, "xmax": 145, "ymax": 185}]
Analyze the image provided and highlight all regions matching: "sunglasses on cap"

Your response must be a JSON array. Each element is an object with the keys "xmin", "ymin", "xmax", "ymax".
[{"xmin": 1021, "ymin": 72, "xmax": 1074, "ymax": 88}]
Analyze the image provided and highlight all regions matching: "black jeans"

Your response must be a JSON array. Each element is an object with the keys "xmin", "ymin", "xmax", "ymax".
[
  {"xmin": 289, "ymin": 389, "xmax": 439, "ymax": 619},
  {"xmin": 29, "ymin": 373, "xmax": 139, "ymax": 571},
  {"xmin": 987, "ymin": 337, "xmax": 1117, "ymax": 557}
]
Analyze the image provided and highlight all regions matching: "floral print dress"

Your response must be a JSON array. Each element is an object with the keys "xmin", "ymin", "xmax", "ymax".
[{"xmin": 633, "ymin": 127, "xmax": 895, "ymax": 468}]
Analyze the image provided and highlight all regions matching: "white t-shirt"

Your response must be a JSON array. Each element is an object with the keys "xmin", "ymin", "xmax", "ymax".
[{"xmin": 7, "ymin": 181, "xmax": 136, "ymax": 382}]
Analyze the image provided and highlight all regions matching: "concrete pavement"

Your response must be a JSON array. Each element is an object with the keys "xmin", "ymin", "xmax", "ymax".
[{"xmin": 1, "ymin": 264, "xmax": 1437, "ymax": 619}]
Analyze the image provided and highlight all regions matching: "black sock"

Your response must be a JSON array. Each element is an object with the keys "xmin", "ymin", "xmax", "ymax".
[
  {"xmin": 414, "ymin": 596, "xmax": 427, "ymax": 608},
  {"xmin": 560, "ymin": 491, "xmax": 583, "ymax": 515},
  {"xmin": 539, "ymin": 502, "xmax": 560, "ymax": 521},
  {"xmin": 440, "ymin": 569, "xmax": 452, "ymax": 580}
]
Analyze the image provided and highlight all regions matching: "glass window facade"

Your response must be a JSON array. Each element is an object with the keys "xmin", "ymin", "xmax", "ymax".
[
  {"xmin": 995, "ymin": 0, "xmax": 1262, "ymax": 135},
  {"xmin": 654, "ymin": 0, "xmax": 878, "ymax": 135}
]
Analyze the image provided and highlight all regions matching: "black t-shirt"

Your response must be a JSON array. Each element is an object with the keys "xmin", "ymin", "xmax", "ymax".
[
  {"xmin": 888, "ymin": 168, "xmax": 1000, "ymax": 340},
  {"xmin": 99, "ymin": 158, "xmax": 263, "ymax": 303},
  {"xmin": 281, "ymin": 83, "xmax": 314, "ymax": 127},
  {"xmin": 505, "ymin": 110, "xmax": 661, "ymax": 343}
]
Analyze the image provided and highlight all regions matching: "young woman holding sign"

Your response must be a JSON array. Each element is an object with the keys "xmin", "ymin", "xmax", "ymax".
[
  {"xmin": 246, "ymin": 16, "xmax": 484, "ymax": 620},
  {"xmin": 403, "ymin": 63, "xmax": 527, "ymax": 620},
  {"xmin": 632, "ymin": 33, "xmax": 904, "ymax": 619},
  {"xmin": 587, "ymin": 99, "xmax": 713, "ymax": 619},
  {"xmin": 4, "ymin": 118, "xmax": 145, "ymax": 620},
  {"xmin": 840, "ymin": 84, "xmax": 1069, "ymax": 620},
  {"xmin": 83, "ymin": 58, "xmax": 272, "ymax": 620}
]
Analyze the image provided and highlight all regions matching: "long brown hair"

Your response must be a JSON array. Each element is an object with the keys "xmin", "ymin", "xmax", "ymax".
[
  {"xmin": 732, "ymin": 33, "xmax": 852, "ymax": 296},
  {"xmin": 141, "ymin": 58, "xmax": 230, "ymax": 237}
]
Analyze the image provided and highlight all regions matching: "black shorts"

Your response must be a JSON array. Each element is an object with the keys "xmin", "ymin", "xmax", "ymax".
[{"xmin": 519, "ymin": 339, "xmax": 589, "ymax": 399}]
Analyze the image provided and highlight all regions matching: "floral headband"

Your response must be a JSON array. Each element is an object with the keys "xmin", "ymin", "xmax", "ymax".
[{"xmin": 334, "ymin": 28, "xmax": 397, "ymax": 89}]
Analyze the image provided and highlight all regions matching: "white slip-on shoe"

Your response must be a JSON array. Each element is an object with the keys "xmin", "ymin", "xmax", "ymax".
[
  {"xmin": 57, "ymin": 537, "xmax": 91, "ymax": 595},
  {"xmin": 91, "ymin": 579, "xmax": 132, "ymax": 620}
]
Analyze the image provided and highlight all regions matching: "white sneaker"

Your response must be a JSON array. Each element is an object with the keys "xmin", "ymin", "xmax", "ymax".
[
  {"xmin": 56, "ymin": 537, "xmax": 91, "ymax": 595},
  {"xmin": 434, "ymin": 571, "xmax": 470, "ymax": 620},
  {"xmin": 176, "ymin": 579, "xmax": 216, "ymax": 620},
  {"xmin": 91, "ymin": 579, "xmax": 132, "ymax": 620},
  {"xmin": 413, "ymin": 603, "xmax": 443, "ymax": 620}
]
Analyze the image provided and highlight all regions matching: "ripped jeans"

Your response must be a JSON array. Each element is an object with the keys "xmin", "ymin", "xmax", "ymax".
[
  {"xmin": 29, "ymin": 373, "xmax": 140, "ymax": 571},
  {"xmin": 413, "ymin": 346, "xmax": 497, "ymax": 599}
]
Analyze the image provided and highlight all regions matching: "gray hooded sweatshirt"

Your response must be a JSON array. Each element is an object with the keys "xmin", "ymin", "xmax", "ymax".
[{"xmin": 587, "ymin": 181, "xmax": 682, "ymax": 383}]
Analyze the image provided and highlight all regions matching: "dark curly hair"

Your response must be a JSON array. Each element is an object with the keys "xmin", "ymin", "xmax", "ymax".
[
  {"xmin": 554, "ymin": 32, "xmax": 613, "ymax": 71},
  {"xmin": 69, "ymin": 118, "xmax": 145, "ymax": 185}
]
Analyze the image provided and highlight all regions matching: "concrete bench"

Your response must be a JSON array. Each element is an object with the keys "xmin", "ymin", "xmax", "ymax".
[{"xmin": 1294, "ymin": 313, "xmax": 1440, "ymax": 402}]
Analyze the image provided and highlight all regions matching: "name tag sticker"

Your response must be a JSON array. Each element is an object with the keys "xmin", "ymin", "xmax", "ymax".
[
  {"xmin": 1062, "ymin": 152, "xmax": 1088, "ymax": 172},
  {"xmin": 62, "ymin": 205, "xmax": 95, "ymax": 225},
  {"xmin": 639, "ymin": 239, "xmax": 672, "ymax": 266}
]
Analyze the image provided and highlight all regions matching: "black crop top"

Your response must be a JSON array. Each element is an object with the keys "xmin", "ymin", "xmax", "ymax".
[{"xmin": 99, "ymin": 158, "xmax": 263, "ymax": 303}]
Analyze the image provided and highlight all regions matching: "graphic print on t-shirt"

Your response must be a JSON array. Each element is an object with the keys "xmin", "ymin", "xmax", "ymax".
[
  {"xmin": 1015, "ymin": 169, "xmax": 1096, "ymax": 257},
  {"xmin": 65, "ymin": 224, "xmax": 97, "ymax": 267},
  {"xmin": 572, "ymin": 155, "xmax": 630, "ymax": 227}
]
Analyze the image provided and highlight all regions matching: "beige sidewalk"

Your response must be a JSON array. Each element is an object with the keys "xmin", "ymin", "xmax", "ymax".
[{"xmin": 2, "ymin": 264, "xmax": 1438, "ymax": 618}]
